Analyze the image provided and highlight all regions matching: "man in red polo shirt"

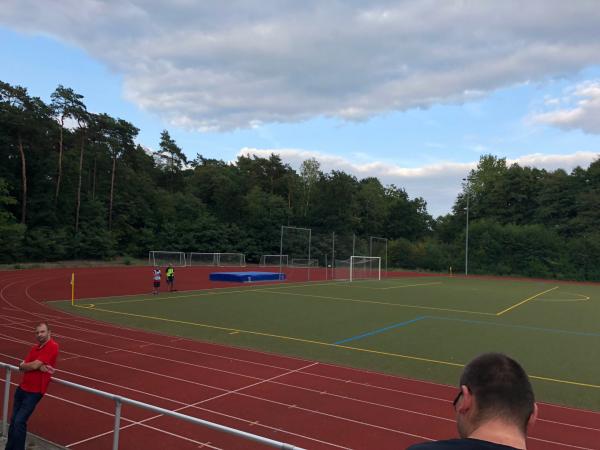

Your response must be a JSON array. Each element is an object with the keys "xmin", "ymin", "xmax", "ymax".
[{"xmin": 6, "ymin": 322, "xmax": 59, "ymax": 450}]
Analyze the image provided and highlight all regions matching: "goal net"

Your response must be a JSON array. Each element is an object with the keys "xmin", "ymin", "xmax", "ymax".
[
  {"xmin": 216, "ymin": 253, "xmax": 246, "ymax": 267},
  {"xmin": 188, "ymin": 252, "xmax": 246, "ymax": 267},
  {"xmin": 289, "ymin": 258, "xmax": 319, "ymax": 267},
  {"xmin": 260, "ymin": 254, "xmax": 289, "ymax": 267},
  {"xmin": 149, "ymin": 251, "xmax": 187, "ymax": 267},
  {"xmin": 188, "ymin": 252, "xmax": 218, "ymax": 266},
  {"xmin": 281, "ymin": 226, "xmax": 312, "ymax": 280},
  {"xmin": 350, "ymin": 256, "xmax": 381, "ymax": 281}
]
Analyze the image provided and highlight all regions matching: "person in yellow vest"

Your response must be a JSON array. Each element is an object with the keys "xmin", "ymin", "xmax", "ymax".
[{"xmin": 166, "ymin": 265, "xmax": 175, "ymax": 291}]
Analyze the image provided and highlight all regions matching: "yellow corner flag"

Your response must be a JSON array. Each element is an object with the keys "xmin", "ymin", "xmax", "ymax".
[{"xmin": 71, "ymin": 272, "xmax": 75, "ymax": 306}]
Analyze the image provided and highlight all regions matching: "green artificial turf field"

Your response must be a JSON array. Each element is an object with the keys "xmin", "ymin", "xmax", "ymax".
[{"xmin": 52, "ymin": 275, "xmax": 600, "ymax": 411}]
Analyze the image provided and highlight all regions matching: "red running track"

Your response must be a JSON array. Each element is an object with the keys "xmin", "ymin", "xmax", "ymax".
[{"xmin": 0, "ymin": 267, "xmax": 598, "ymax": 449}]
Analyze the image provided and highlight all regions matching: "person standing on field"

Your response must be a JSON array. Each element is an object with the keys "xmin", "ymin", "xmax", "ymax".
[
  {"xmin": 5, "ymin": 322, "xmax": 59, "ymax": 450},
  {"xmin": 166, "ymin": 265, "xmax": 175, "ymax": 291},
  {"xmin": 152, "ymin": 266, "xmax": 161, "ymax": 294}
]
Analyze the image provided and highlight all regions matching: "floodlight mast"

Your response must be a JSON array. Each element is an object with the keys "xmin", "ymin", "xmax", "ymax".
[{"xmin": 462, "ymin": 177, "xmax": 472, "ymax": 276}]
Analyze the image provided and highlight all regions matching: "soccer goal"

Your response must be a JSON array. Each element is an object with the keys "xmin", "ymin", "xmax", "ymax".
[
  {"xmin": 350, "ymin": 256, "xmax": 381, "ymax": 281},
  {"xmin": 188, "ymin": 252, "xmax": 218, "ymax": 266},
  {"xmin": 260, "ymin": 254, "xmax": 289, "ymax": 267},
  {"xmin": 289, "ymin": 258, "xmax": 319, "ymax": 267},
  {"xmin": 216, "ymin": 253, "xmax": 246, "ymax": 267},
  {"xmin": 188, "ymin": 252, "xmax": 246, "ymax": 267},
  {"xmin": 148, "ymin": 251, "xmax": 187, "ymax": 267}
]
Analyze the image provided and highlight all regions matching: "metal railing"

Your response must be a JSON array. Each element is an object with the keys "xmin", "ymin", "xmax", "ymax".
[{"xmin": 1, "ymin": 362, "xmax": 305, "ymax": 450}]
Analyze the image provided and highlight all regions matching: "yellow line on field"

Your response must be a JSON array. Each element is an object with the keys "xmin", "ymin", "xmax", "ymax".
[
  {"xmin": 529, "ymin": 374, "xmax": 600, "ymax": 389},
  {"xmin": 78, "ymin": 280, "xmax": 487, "ymax": 315},
  {"xmin": 72, "ymin": 305, "xmax": 600, "ymax": 389},
  {"xmin": 85, "ymin": 280, "xmax": 348, "ymax": 307},
  {"xmin": 257, "ymin": 289, "xmax": 496, "ymax": 316},
  {"xmin": 496, "ymin": 286, "xmax": 559, "ymax": 316}
]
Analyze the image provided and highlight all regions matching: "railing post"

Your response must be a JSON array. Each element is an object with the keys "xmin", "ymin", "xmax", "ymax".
[
  {"xmin": 112, "ymin": 398, "xmax": 122, "ymax": 450},
  {"xmin": 2, "ymin": 367, "xmax": 11, "ymax": 437}
]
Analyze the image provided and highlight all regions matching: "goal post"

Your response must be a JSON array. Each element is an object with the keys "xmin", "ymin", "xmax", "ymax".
[
  {"xmin": 260, "ymin": 254, "xmax": 289, "ymax": 267},
  {"xmin": 188, "ymin": 252, "xmax": 218, "ymax": 266},
  {"xmin": 350, "ymin": 256, "xmax": 381, "ymax": 281},
  {"xmin": 280, "ymin": 225, "xmax": 312, "ymax": 280},
  {"xmin": 148, "ymin": 251, "xmax": 187, "ymax": 267},
  {"xmin": 289, "ymin": 258, "xmax": 319, "ymax": 267},
  {"xmin": 216, "ymin": 253, "xmax": 246, "ymax": 267},
  {"xmin": 188, "ymin": 252, "xmax": 246, "ymax": 267},
  {"xmin": 369, "ymin": 236, "xmax": 388, "ymax": 275}
]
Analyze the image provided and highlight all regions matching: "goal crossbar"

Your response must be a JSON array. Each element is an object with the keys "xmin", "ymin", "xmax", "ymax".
[{"xmin": 350, "ymin": 256, "xmax": 381, "ymax": 282}]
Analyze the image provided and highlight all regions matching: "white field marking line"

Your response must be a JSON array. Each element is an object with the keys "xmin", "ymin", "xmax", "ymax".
[
  {"xmin": 0, "ymin": 377, "xmax": 224, "ymax": 450},
  {"xmin": 0, "ymin": 344, "xmax": 598, "ymax": 447},
  {"xmin": 262, "ymin": 288, "xmax": 495, "ymax": 315},
  {"xmin": 58, "ymin": 359, "xmax": 347, "ymax": 450},
  {"xmin": 0, "ymin": 275, "xmax": 68, "ymax": 325},
  {"xmin": 536, "ymin": 292, "xmax": 591, "ymax": 303},
  {"xmin": 0, "ymin": 311, "xmax": 37, "ymax": 322},
  {"xmin": 0, "ymin": 350, "xmax": 288, "ymax": 450},
  {"xmin": 377, "ymin": 281, "xmax": 443, "ymax": 290},
  {"xmin": 14, "ymin": 279, "xmax": 600, "ymax": 430},
  {"xmin": 4, "ymin": 328, "xmax": 444, "ymax": 419},
  {"xmin": 0, "ymin": 324, "xmax": 278, "ymax": 383},
  {"xmin": 0, "ymin": 337, "xmax": 434, "ymax": 444},
  {"xmin": 58, "ymin": 355, "xmax": 80, "ymax": 362},
  {"xmin": 0, "ymin": 341, "xmax": 455, "ymax": 436},
  {"xmin": 330, "ymin": 281, "xmax": 444, "ymax": 291},
  {"xmin": 3, "ymin": 327, "xmax": 598, "ymax": 437},
  {"xmin": 67, "ymin": 279, "xmax": 346, "ymax": 307},
  {"xmin": 104, "ymin": 363, "xmax": 326, "ymax": 446},
  {"xmin": 0, "ymin": 324, "xmax": 462, "ymax": 416},
  {"xmin": 0, "ymin": 318, "xmax": 32, "ymax": 326},
  {"xmin": 62, "ymin": 362, "xmax": 349, "ymax": 450},
  {"xmin": 5, "ymin": 341, "xmax": 596, "ymax": 450},
  {"xmin": 1, "ymin": 326, "xmax": 598, "ymax": 435},
  {"xmin": 526, "ymin": 436, "xmax": 594, "ymax": 450}
]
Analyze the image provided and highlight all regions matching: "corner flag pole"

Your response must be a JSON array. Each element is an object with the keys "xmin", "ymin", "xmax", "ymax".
[{"xmin": 71, "ymin": 272, "xmax": 75, "ymax": 306}]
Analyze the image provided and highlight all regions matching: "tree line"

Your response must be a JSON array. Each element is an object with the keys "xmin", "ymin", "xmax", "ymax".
[{"xmin": 1, "ymin": 80, "xmax": 599, "ymax": 280}]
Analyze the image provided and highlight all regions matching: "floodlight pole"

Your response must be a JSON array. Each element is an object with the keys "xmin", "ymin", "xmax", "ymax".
[{"xmin": 463, "ymin": 177, "xmax": 471, "ymax": 276}]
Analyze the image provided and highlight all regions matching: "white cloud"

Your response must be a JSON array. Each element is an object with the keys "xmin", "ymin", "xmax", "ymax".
[
  {"xmin": 2, "ymin": 1, "xmax": 600, "ymax": 130},
  {"xmin": 532, "ymin": 81, "xmax": 600, "ymax": 134},
  {"xmin": 237, "ymin": 148, "xmax": 598, "ymax": 217}
]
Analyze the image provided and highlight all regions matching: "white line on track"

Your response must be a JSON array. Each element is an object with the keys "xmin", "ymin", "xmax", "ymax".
[
  {"xmin": 2, "ymin": 317, "xmax": 598, "ymax": 436},
  {"xmin": 1, "ymin": 274, "xmax": 599, "ymax": 448}
]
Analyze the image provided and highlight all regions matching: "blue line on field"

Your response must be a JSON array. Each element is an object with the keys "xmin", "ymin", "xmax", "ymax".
[
  {"xmin": 334, "ymin": 316, "xmax": 426, "ymax": 345},
  {"xmin": 424, "ymin": 316, "xmax": 600, "ymax": 338}
]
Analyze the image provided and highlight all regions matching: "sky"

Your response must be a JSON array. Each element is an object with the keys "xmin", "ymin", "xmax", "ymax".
[{"xmin": 1, "ymin": 1, "xmax": 600, "ymax": 217}]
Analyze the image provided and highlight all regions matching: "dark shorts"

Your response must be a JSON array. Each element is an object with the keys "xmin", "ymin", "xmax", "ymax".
[
  {"xmin": 167, "ymin": 276, "xmax": 174, "ymax": 283},
  {"xmin": 153, "ymin": 281, "xmax": 160, "ymax": 288}
]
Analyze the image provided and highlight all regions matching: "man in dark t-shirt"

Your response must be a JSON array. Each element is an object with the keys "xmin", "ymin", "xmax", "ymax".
[{"xmin": 407, "ymin": 353, "xmax": 538, "ymax": 450}]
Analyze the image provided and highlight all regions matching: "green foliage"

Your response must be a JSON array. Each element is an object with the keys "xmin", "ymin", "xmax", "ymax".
[{"xmin": 2, "ymin": 79, "xmax": 600, "ymax": 281}]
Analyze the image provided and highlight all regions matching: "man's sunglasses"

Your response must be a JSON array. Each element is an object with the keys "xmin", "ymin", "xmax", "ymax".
[{"xmin": 452, "ymin": 386, "xmax": 469, "ymax": 409}]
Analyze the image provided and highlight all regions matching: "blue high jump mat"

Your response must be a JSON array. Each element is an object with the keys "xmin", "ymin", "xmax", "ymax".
[{"xmin": 209, "ymin": 271, "xmax": 286, "ymax": 283}]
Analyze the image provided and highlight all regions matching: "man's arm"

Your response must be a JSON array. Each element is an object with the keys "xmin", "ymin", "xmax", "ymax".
[{"xmin": 19, "ymin": 360, "xmax": 46, "ymax": 372}]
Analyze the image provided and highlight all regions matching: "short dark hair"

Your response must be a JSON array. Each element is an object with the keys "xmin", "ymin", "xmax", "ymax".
[
  {"xmin": 460, "ymin": 352, "xmax": 534, "ymax": 432},
  {"xmin": 35, "ymin": 322, "xmax": 50, "ymax": 331}
]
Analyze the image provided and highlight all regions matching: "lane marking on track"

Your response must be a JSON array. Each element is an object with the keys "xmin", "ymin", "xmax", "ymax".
[
  {"xmin": 67, "ymin": 306, "xmax": 600, "ymax": 390},
  {"xmin": 496, "ymin": 286, "xmax": 559, "ymax": 316},
  {"xmin": 4, "ymin": 343, "xmax": 595, "ymax": 449},
  {"xmin": 1, "ymin": 327, "xmax": 600, "ymax": 442}
]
